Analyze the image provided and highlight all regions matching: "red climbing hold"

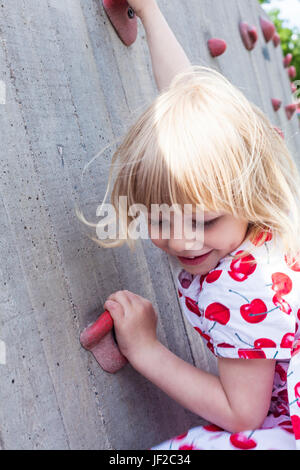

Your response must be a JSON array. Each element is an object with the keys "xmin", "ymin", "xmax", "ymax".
[
  {"xmin": 285, "ymin": 104, "xmax": 297, "ymax": 120},
  {"xmin": 291, "ymin": 82, "xmax": 297, "ymax": 94},
  {"xmin": 274, "ymin": 127, "xmax": 285, "ymax": 139},
  {"xmin": 272, "ymin": 98, "xmax": 282, "ymax": 112},
  {"xmin": 283, "ymin": 53, "xmax": 293, "ymax": 68},
  {"xmin": 260, "ymin": 16, "xmax": 276, "ymax": 42},
  {"xmin": 273, "ymin": 32, "xmax": 281, "ymax": 47},
  {"xmin": 103, "ymin": 0, "xmax": 138, "ymax": 46},
  {"xmin": 288, "ymin": 66, "xmax": 297, "ymax": 80},
  {"xmin": 80, "ymin": 310, "xmax": 128, "ymax": 373},
  {"xmin": 207, "ymin": 38, "xmax": 227, "ymax": 57},
  {"xmin": 239, "ymin": 22, "xmax": 258, "ymax": 51}
]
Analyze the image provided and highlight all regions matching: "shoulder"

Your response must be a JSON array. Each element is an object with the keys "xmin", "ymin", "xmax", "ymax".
[{"xmin": 177, "ymin": 231, "xmax": 300, "ymax": 360}]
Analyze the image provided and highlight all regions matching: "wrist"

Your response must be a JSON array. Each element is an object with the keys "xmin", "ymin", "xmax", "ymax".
[
  {"xmin": 138, "ymin": 0, "xmax": 159, "ymax": 21},
  {"xmin": 128, "ymin": 339, "xmax": 162, "ymax": 370}
]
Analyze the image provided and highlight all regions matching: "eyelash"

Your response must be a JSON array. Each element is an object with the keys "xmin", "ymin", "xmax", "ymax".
[{"xmin": 151, "ymin": 218, "xmax": 218, "ymax": 227}]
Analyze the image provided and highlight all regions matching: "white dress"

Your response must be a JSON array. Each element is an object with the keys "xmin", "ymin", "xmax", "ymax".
[{"xmin": 150, "ymin": 231, "xmax": 300, "ymax": 450}]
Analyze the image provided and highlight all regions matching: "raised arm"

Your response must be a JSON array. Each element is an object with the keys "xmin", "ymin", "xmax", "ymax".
[{"xmin": 128, "ymin": 0, "xmax": 191, "ymax": 92}]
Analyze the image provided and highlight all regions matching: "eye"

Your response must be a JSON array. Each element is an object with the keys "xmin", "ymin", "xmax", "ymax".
[{"xmin": 192, "ymin": 218, "xmax": 218, "ymax": 228}]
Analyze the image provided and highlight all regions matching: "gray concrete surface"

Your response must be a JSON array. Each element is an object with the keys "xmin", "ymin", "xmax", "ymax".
[{"xmin": 0, "ymin": 0, "xmax": 299, "ymax": 450}]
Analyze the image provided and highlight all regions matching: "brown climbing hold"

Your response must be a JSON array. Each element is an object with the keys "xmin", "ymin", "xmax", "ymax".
[
  {"xmin": 239, "ymin": 22, "xmax": 258, "ymax": 51},
  {"xmin": 291, "ymin": 82, "xmax": 297, "ymax": 94},
  {"xmin": 272, "ymin": 99, "xmax": 282, "ymax": 112},
  {"xmin": 285, "ymin": 104, "xmax": 297, "ymax": 120},
  {"xmin": 260, "ymin": 16, "xmax": 276, "ymax": 42},
  {"xmin": 288, "ymin": 66, "xmax": 297, "ymax": 80},
  {"xmin": 273, "ymin": 32, "xmax": 281, "ymax": 47},
  {"xmin": 283, "ymin": 53, "xmax": 293, "ymax": 68},
  {"xmin": 80, "ymin": 310, "xmax": 128, "ymax": 373},
  {"xmin": 207, "ymin": 38, "xmax": 227, "ymax": 57},
  {"xmin": 274, "ymin": 127, "xmax": 285, "ymax": 139},
  {"xmin": 102, "ymin": 0, "xmax": 138, "ymax": 47}
]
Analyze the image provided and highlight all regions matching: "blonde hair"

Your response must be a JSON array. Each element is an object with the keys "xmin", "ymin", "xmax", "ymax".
[{"xmin": 75, "ymin": 65, "xmax": 300, "ymax": 265}]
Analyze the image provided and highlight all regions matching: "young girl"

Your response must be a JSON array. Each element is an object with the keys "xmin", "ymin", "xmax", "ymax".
[{"xmin": 77, "ymin": 0, "xmax": 300, "ymax": 449}]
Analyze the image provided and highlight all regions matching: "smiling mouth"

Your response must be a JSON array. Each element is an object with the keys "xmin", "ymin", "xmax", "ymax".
[{"xmin": 177, "ymin": 250, "xmax": 213, "ymax": 265}]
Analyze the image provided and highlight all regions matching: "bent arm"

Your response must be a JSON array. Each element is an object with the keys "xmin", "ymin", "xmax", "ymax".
[
  {"xmin": 137, "ymin": 1, "xmax": 191, "ymax": 92},
  {"xmin": 130, "ymin": 340, "xmax": 275, "ymax": 433}
]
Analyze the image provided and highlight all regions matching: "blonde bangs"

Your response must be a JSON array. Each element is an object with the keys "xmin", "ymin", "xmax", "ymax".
[{"xmin": 77, "ymin": 65, "xmax": 300, "ymax": 260}]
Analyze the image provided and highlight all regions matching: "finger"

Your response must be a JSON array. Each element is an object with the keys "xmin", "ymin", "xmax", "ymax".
[
  {"xmin": 107, "ymin": 290, "xmax": 133, "ymax": 310},
  {"xmin": 104, "ymin": 299, "xmax": 124, "ymax": 322}
]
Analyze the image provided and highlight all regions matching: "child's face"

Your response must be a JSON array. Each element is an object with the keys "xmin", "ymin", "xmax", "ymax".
[{"xmin": 148, "ymin": 209, "xmax": 249, "ymax": 275}]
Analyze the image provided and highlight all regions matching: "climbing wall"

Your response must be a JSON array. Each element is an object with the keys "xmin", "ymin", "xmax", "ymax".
[{"xmin": 0, "ymin": 0, "xmax": 299, "ymax": 450}]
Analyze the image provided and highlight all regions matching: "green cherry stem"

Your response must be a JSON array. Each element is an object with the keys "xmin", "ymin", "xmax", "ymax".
[
  {"xmin": 249, "ymin": 306, "xmax": 280, "ymax": 317},
  {"xmin": 235, "ymin": 333, "xmax": 253, "ymax": 348},
  {"xmin": 289, "ymin": 398, "xmax": 299, "ymax": 407},
  {"xmin": 228, "ymin": 289, "xmax": 249, "ymax": 303},
  {"xmin": 247, "ymin": 429, "xmax": 256, "ymax": 440},
  {"xmin": 208, "ymin": 321, "xmax": 216, "ymax": 333}
]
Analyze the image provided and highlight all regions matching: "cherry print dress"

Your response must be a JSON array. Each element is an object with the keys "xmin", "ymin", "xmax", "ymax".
[{"xmin": 150, "ymin": 231, "xmax": 300, "ymax": 450}]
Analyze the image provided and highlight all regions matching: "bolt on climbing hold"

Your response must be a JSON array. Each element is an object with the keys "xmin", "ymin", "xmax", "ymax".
[
  {"xmin": 273, "ymin": 32, "xmax": 280, "ymax": 47},
  {"xmin": 288, "ymin": 66, "xmax": 297, "ymax": 80},
  {"xmin": 80, "ymin": 310, "xmax": 128, "ymax": 373},
  {"xmin": 283, "ymin": 53, "xmax": 293, "ymax": 68},
  {"xmin": 274, "ymin": 127, "xmax": 284, "ymax": 139},
  {"xmin": 259, "ymin": 16, "xmax": 276, "ymax": 43},
  {"xmin": 239, "ymin": 22, "xmax": 258, "ymax": 51},
  {"xmin": 285, "ymin": 104, "xmax": 297, "ymax": 120},
  {"xmin": 102, "ymin": 0, "xmax": 138, "ymax": 47},
  {"xmin": 272, "ymin": 98, "xmax": 282, "ymax": 112},
  {"xmin": 207, "ymin": 38, "xmax": 227, "ymax": 57}
]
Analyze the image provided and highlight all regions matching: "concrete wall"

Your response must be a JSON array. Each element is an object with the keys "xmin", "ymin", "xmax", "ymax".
[{"xmin": 0, "ymin": 0, "xmax": 299, "ymax": 449}]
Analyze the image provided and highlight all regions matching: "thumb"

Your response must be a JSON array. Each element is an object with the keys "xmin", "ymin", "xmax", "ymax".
[{"xmin": 104, "ymin": 300, "xmax": 123, "ymax": 321}]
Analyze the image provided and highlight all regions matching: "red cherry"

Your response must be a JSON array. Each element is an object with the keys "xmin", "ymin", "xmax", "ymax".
[
  {"xmin": 285, "ymin": 253, "xmax": 300, "ymax": 272},
  {"xmin": 217, "ymin": 342, "xmax": 235, "ymax": 348},
  {"xmin": 207, "ymin": 342, "xmax": 215, "ymax": 354},
  {"xmin": 228, "ymin": 252, "xmax": 257, "ymax": 281},
  {"xmin": 230, "ymin": 432, "xmax": 257, "ymax": 449},
  {"xmin": 275, "ymin": 363, "xmax": 287, "ymax": 381},
  {"xmin": 280, "ymin": 332, "xmax": 295, "ymax": 348},
  {"xmin": 174, "ymin": 431, "xmax": 188, "ymax": 440},
  {"xmin": 178, "ymin": 444, "xmax": 198, "ymax": 450},
  {"xmin": 200, "ymin": 274, "xmax": 206, "ymax": 291},
  {"xmin": 271, "ymin": 272, "xmax": 292, "ymax": 296},
  {"xmin": 240, "ymin": 299, "xmax": 268, "ymax": 324},
  {"xmin": 279, "ymin": 420, "xmax": 294, "ymax": 434},
  {"xmin": 294, "ymin": 382, "xmax": 300, "ymax": 408},
  {"xmin": 272, "ymin": 294, "xmax": 292, "ymax": 315},
  {"xmin": 254, "ymin": 338, "xmax": 276, "ymax": 348},
  {"xmin": 194, "ymin": 327, "xmax": 211, "ymax": 342},
  {"xmin": 207, "ymin": 38, "xmax": 227, "ymax": 57},
  {"xmin": 185, "ymin": 297, "xmax": 201, "ymax": 316},
  {"xmin": 238, "ymin": 349, "xmax": 266, "ymax": 359},
  {"xmin": 278, "ymin": 389, "xmax": 289, "ymax": 404},
  {"xmin": 250, "ymin": 229, "xmax": 273, "ymax": 247},
  {"xmin": 203, "ymin": 424, "xmax": 224, "ymax": 432},
  {"xmin": 291, "ymin": 415, "xmax": 300, "ymax": 439},
  {"xmin": 206, "ymin": 270, "xmax": 222, "ymax": 283},
  {"xmin": 205, "ymin": 302, "xmax": 230, "ymax": 325},
  {"xmin": 292, "ymin": 340, "xmax": 300, "ymax": 357},
  {"xmin": 178, "ymin": 288, "xmax": 182, "ymax": 298}
]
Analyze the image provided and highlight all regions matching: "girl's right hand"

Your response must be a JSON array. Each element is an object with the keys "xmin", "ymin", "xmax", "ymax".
[{"xmin": 127, "ymin": 0, "xmax": 157, "ymax": 18}]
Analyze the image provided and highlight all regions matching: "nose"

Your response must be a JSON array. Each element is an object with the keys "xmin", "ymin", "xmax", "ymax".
[{"xmin": 167, "ymin": 236, "xmax": 205, "ymax": 254}]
